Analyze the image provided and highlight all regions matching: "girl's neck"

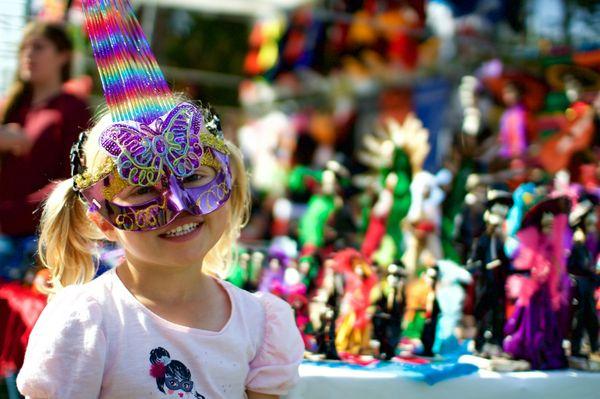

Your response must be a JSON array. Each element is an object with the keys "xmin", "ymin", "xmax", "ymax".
[
  {"xmin": 116, "ymin": 258, "xmax": 212, "ymax": 307},
  {"xmin": 31, "ymin": 79, "xmax": 62, "ymax": 106},
  {"xmin": 115, "ymin": 258, "xmax": 231, "ymax": 332}
]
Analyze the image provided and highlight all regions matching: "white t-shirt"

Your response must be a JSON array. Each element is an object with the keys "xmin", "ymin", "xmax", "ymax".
[{"xmin": 17, "ymin": 268, "xmax": 304, "ymax": 399}]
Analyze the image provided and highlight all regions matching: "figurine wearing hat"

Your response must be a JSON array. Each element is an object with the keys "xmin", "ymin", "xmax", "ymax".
[
  {"xmin": 503, "ymin": 193, "xmax": 571, "ymax": 369},
  {"xmin": 467, "ymin": 189, "xmax": 513, "ymax": 357}
]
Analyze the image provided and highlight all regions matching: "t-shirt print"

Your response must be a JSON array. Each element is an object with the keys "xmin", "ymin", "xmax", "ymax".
[{"xmin": 149, "ymin": 347, "xmax": 206, "ymax": 399}]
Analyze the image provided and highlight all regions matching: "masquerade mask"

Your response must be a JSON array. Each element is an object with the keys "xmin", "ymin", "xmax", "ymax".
[
  {"xmin": 73, "ymin": 102, "xmax": 232, "ymax": 232},
  {"xmin": 73, "ymin": 1, "xmax": 232, "ymax": 232}
]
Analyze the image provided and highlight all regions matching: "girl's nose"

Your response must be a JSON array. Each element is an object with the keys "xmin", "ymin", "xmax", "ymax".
[{"xmin": 178, "ymin": 393, "xmax": 183, "ymax": 398}]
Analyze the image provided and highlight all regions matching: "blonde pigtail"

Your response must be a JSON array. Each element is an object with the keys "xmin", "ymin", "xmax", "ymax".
[{"xmin": 37, "ymin": 179, "xmax": 104, "ymax": 295}]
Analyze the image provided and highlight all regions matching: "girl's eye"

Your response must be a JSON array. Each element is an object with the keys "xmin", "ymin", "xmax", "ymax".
[
  {"xmin": 183, "ymin": 170, "xmax": 215, "ymax": 187},
  {"xmin": 132, "ymin": 186, "xmax": 155, "ymax": 196},
  {"xmin": 184, "ymin": 174, "xmax": 205, "ymax": 183},
  {"xmin": 112, "ymin": 185, "xmax": 160, "ymax": 206}
]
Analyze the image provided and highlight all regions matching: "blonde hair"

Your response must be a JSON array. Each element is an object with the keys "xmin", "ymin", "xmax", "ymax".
[{"xmin": 38, "ymin": 105, "xmax": 250, "ymax": 294}]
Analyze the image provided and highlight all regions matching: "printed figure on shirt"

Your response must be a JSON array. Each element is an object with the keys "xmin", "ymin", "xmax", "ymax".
[{"xmin": 149, "ymin": 347, "xmax": 206, "ymax": 399}]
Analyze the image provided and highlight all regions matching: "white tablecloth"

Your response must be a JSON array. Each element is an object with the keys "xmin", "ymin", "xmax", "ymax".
[{"xmin": 285, "ymin": 363, "xmax": 600, "ymax": 399}]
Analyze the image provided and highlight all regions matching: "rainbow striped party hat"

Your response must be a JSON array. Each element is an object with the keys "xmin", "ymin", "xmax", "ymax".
[{"xmin": 82, "ymin": 0, "xmax": 175, "ymax": 124}]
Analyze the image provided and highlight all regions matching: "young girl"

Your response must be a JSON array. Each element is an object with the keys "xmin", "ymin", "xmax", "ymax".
[{"xmin": 16, "ymin": 0, "xmax": 304, "ymax": 398}]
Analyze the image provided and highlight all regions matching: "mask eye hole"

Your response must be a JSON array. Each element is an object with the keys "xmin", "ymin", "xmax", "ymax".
[
  {"xmin": 111, "ymin": 185, "xmax": 161, "ymax": 206},
  {"xmin": 182, "ymin": 166, "xmax": 215, "ymax": 188}
]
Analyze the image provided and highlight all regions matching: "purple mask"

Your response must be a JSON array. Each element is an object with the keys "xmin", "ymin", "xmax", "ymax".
[{"xmin": 77, "ymin": 102, "xmax": 232, "ymax": 232}]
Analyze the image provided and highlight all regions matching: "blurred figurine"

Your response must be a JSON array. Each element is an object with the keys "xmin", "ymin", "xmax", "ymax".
[
  {"xmin": 310, "ymin": 259, "xmax": 343, "ymax": 359},
  {"xmin": 371, "ymin": 262, "xmax": 407, "ymax": 360},
  {"xmin": 417, "ymin": 254, "xmax": 472, "ymax": 357},
  {"xmin": 362, "ymin": 172, "xmax": 397, "ymax": 263},
  {"xmin": 567, "ymin": 195, "xmax": 599, "ymax": 370},
  {"xmin": 259, "ymin": 252, "xmax": 284, "ymax": 293},
  {"xmin": 453, "ymin": 174, "xmax": 487, "ymax": 263},
  {"xmin": 293, "ymin": 161, "xmax": 350, "ymax": 252},
  {"xmin": 226, "ymin": 249, "xmax": 250, "ymax": 289},
  {"xmin": 433, "ymin": 259, "xmax": 473, "ymax": 355},
  {"xmin": 402, "ymin": 169, "xmax": 451, "ymax": 276},
  {"xmin": 333, "ymin": 249, "xmax": 378, "ymax": 355},
  {"xmin": 315, "ymin": 307, "xmax": 340, "ymax": 360},
  {"xmin": 401, "ymin": 270, "xmax": 433, "ymax": 345},
  {"xmin": 504, "ymin": 196, "xmax": 571, "ymax": 370},
  {"xmin": 541, "ymin": 67, "xmax": 597, "ymax": 174},
  {"xmin": 498, "ymin": 81, "xmax": 529, "ymax": 160},
  {"xmin": 419, "ymin": 259, "xmax": 441, "ymax": 357},
  {"xmin": 357, "ymin": 115, "xmax": 430, "ymax": 263},
  {"xmin": 468, "ymin": 190, "xmax": 513, "ymax": 357}
]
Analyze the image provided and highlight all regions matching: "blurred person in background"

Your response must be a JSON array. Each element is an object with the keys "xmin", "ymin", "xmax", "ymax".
[{"xmin": 0, "ymin": 21, "xmax": 90, "ymax": 281}]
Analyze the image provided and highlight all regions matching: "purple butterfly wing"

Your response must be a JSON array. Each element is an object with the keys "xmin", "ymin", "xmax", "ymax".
[
  {"xmin": 99, "ymin": 124, "xmax": 163, "ymax": 186},
  {"xmin": 159, "ymin": 102, "xmax": 204, "ymax": 177}
]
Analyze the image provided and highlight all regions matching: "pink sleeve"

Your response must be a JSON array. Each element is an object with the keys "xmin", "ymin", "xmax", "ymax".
[
  {"xmin": 16, "ymin": 286, "xmax": 106, "ymax": 399},
  {"xmin": 245, "ymin": 293, "xmax": 304, "ymax": 396}
]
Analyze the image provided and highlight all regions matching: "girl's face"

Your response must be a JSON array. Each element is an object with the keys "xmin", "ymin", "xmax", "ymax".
[
  {"xmin": 97, "ymin": 166, "xmax": 231, "ymax": 269},
  {"xmin": 19, "ymin": 34, "xmax": 67, "ymax": 85}
]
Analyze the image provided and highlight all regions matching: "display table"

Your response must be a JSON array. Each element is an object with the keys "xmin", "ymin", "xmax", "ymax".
[{"xmin": 285, "ymin": 361, "xmax": 600, "ymax": 399}]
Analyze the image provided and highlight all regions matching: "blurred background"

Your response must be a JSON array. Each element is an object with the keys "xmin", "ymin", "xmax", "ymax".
[{"xmin": 1, "ymin": 1, "xmax": 600, "ymax": 397}]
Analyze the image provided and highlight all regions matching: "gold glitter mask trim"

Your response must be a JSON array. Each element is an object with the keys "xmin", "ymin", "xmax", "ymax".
[
  {"xmin": 200, "ymin": 133, "xmax": 229, "ymax": 155},
  {"xmin": 73, "ymin": 157, "xmax": 116, "ymax": 191},
  {"xmin": 102, "ymin": 173, "xmax": 129, "ymax": 201}
]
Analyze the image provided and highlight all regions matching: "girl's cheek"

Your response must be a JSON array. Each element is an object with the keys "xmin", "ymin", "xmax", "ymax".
[{"xmin": 167, "ymin": 389, "xmax": 174, "ymax": 395}]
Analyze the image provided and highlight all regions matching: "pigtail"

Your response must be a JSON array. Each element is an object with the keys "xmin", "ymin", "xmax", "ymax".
[
  {"xmin": 203, "ymin": 140, "xmax": 251, "ymax": 279},
  {"xmin": 37, "ymin": 179, "xmax": 104, "ymax": 295}
]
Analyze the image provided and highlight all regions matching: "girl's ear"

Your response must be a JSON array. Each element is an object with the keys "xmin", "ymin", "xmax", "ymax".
[{"xmin": 87, "ymin": 211, "xmax": 119, "ymax": 242}]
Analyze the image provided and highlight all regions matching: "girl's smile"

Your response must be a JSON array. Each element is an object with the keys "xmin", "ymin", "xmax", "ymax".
[{"xmin": 159, "ymin": 218, "xmax": 205, "ymax": 242}]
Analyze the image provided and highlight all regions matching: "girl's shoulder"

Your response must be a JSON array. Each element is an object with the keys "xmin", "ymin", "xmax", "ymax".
[
  {"xmin": 222, "ymin": 280, "xmax": 294, "ymax": 325},
  {"xmin": 222, "ymin": 280, "xmax": 302, "ymax": 350},
  {"xmin": 224, "ymin": 283, "xmax": 304, "ymax": 396},
  {"xmin": 42, "ymin": 270, "xmax": 116, "ymax": 324},
  {"xmin": 17, "ymin": 274, "xmax": 111, "ymax": 398}
]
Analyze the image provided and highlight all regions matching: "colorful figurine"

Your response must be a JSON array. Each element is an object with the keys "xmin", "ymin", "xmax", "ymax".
[
  {"xmin": 357, "ymin": 115, "xmax": 430, "ymax": 264},
  {"xmin": 333, "ymin": 249, "xmax": 378, "ymax": 356},
  {"xmin": 498, "ymin": 81, "xmax": 529, "ymax": 160},
  {"xmin": 503, "ymin": 195, "xmax": 572, "ymax": 370}
]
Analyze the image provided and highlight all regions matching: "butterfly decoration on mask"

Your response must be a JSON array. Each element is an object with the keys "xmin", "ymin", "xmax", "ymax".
[{"xmin": 99, "ymin": 102, "xmax": 205, "ymax": 187}]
